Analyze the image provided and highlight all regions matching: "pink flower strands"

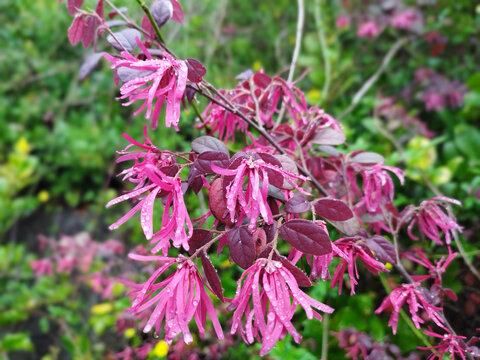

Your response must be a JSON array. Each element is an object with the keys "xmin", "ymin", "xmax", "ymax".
[
  {"xmin": 375, "ymin": 282, "xmax": 446, "ymax": 335},
  {"xmin": 212, "ymin": 152, "xmax": 310, "ymax": 232},
  {"xmin": 408, "ymin": 196, "xmax": 462, "ymax": 245},
  {"xmin": 125, "ymin": 254, "xmax": 224, "ymax": 344},
  {"xmin": 229, "ymin": 258, "xmax": 334, "ymax": 355},
  {"xmin": 354, "ymin": 162, "xmax": 405, "ymax": 213},
  {"xmin": 106, "ymin": 129, "xmax": 192, "ymax": 254},
  {"xmin": 104, "ymin": 39, "xmax": 188, "ymax": 130}
]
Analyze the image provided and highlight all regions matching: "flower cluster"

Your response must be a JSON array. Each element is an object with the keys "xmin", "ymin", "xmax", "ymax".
[{"xmin": 229, "ymin": 258, "xmax": 334, "ymax": 355}]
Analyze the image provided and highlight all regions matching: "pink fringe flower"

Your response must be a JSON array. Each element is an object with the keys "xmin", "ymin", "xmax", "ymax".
[
  {"xmin": 125, "ymin": 254, "xmax": 224, "ymax": 344},
  {"xmin": 408, "ymin": 196, "xmax": 462, "ymax": 245},
  {"xmin": 104, "ymin": 39, "xmax": 188, "ymax": 130},
  {"xmin": 390, "ymin": 9, "xmax": 421, "ymax": 30},
  {"xmin": 357, "ymin": 21, "xmax": 381, "ymax": 38},
  {"xmin": 107, "ymin": 131, "xmax": 192, "ymax": 253},
  {"xmin": 418, "ymin": 328, "xmax": 470, "ymax": 360},
  {"xmin": 229, "ymin": 258, "xmax": 334, "ymax": 355},
  {"xmin": 375, "ymin": 282, "xmax": 446, "ymax": 335},
  {"xmin": 331, "ymin": 237, "xmax": 388, "ymax": 295},
  {"xmin": 355, "ymin": 163, "xmax": 405, "ymax": 213},
  {"xmin": 212, "ymin": 152, "xmax": 309, "ymax": 232}
]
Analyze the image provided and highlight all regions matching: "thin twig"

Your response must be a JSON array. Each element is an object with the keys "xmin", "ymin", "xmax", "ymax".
[
  {"xmin": 338, "ymin": 37, "xmax": 409, "ymax": 120},
  {"xmin": 276, "ymin": 0, "xmax": 305, "ymax": 125},
  {"xmin": 321, "ymin": 313, "xmax": 329, "ymax": 360},
  {"xmin": 314, "ymin": 0, "xmax": 331, "ymax": 105}
]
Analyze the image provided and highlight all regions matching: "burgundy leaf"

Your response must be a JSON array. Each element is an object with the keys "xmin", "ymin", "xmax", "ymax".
[
  {"xmin": 106, "ymin": 29, "xmax": 142, "ymax": 52},
  {"xmin": 141, "ymin": 14, "xmax": 155, "ymax": 41},
  {"xmin": 151, "ymin": 0, "xmax": 173, "ymax": 27},
  {"xmin": 191, "ymin": 136, "xmax": 229, "ymax": 155},
  {"xmin": 170, "ymin": 0, "xmax": 184, "ymax": 24},
  {"xmin": 273, "ymin": 154, "xmax": 298, "ymax": 189},
  {"xmin": 443, "ymin": 288, "xmax": 458, "ymax": 302},
  {"xmin": 187, "ymin": 166, "xmax": 203, "ymax": 194},
  {"xmin": 95, "ymin": 0, "xmax": 104, "ymax": 20},
  {"xmin": 194, "ymin": 151, "xmax": 230, "ymax": 174},
  {"xmin": 267, "ymin": 184, "xmax": 286, "ymax": 202},
  {"xmin": 328, "ymin": 217, "xmax": 361, "ymax": 236},
  {"xmin": 314, "ymin": 198, "xmax": 353, "ymax": 221},
  {"xmin": 209, "ymin": 178, "xmax": 235, "ymax": 226},
  {"xmin": 351, "ymin": 151, "xmax": 385, "ymax": 164},
  {"xmin": 186, "ymin": 58, "xmax": 207, "ymax": 83},
  {"xmin": 227, "ymin": 226, "xmax": 255, "ymax": 269},
  {"xmin": 365, "ymin": 235, "xmax": 396, "ymax": 264},
  {"xmin": 278, "ymin": 256, "xmax": 312, "ymax": 287},
  {"xmin": 310, "ymin": 128, "xmax": 345, "ymax": 145},
  {"xmin": 279, "ymin": 219, "xmax": 332, "ymax": 255},
  {"xmin": 263, "ymin": 222, "xmax": 277, "ymax": 244},
  {"xmin": 78, "ymin": 52, "xmax": 103, "ymax": 81},
  {"xmin": 81, "ymin": 16, "xmax": 96, "ymax": 48},
  {"xmin": 257, "ymin": 152, "xmax": 284, "ymax": 188},
  {"xmin": 67, "ymin": 0, "xmax": 84, "ymax": 15},
  {"xmin": 68, "ymin": 15, "xmax": 84, "ymax": 45},
  {"xmin": 285, "ymin": 194, "xmax": 310, "ymax": 214},
  {"xmin": 200, "ymin": 254, "xmax": 224, "ymax": 301},
  {"xmin": 187, "ymin": 229, "xmax": 213, "ymax": 255},
  {"xmin": 253, "ymin": 72, "xmax": 271, "ymax": 88}
]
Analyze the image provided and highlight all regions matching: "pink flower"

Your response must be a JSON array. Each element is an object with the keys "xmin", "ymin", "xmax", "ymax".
[
  {"xmin": 375, "ymin": 282, "xmax": 446, "ymax": 335},
  {"xmin": 107, "ymin": 131, "xmax": 192, "ymax": 253},
  {"xmin": 421, "ymin": 91, "xmax": 446, "ymax": 111},
  {"xmin": 229, "ymin": 258, "xmax": 334, "ymax": 355},
  {"xmin": 104, "ymin": 39, "xmax": 188, "ymax": 130},
  {"xmin": 30, "ymin": 259, "xmax": 54, "ymax": 276},
  {"xmin": 419, "ymin": 329, "xmax": 469, "ymax": 360},
  {"xmin": 125, "ymin": 254, "xmax": 224, "ymax": 344},
  {"xmin": 404, "ymin": 248, "xmax": 457, "ymax": 284},
  {"xmin": 212, "ymin": 152, "xmax": 309, "ymax": 232},
  {"xmin": 357, "ymin": 21, "xmax": 381, "ymax": 38},
  {"xmin": 331, "ymin": 237, "xmax": 387, "ymax": 295},
  {"xmin": 336, "ymin": 15, "xmax": 350, "ymax": 29},
  {"xmin": 390, "ymin": 10, "xmax": 421, "ymax": 30},
  {"xmin": 408, "ymin": 196, "xmax": 462, "ymax": 245},
  {"xmin": 354, "ymin": 162, "xmax": 405, "ymax": 213}
]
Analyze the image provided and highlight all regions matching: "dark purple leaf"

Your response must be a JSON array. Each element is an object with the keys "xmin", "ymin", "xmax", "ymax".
[
  {"xmin": 273, "ymin": 154, "xmax": 299, "ymax": 189},
  {"xmin": 317, "ymin": 145, "xmax": 340, "ymax": 156},
  {"xmin": 187, "ymin": 166, "xmax": 203, "ymax": 194},
  {"xmin": 68, "ymin": 15, "xmax": 84, "ymax": 46},
  {"xmin": 328, "ymin": 217, "xmax": 361, "ymax": 236},
  {"xmin": 151, "ymin": 0, "xmax": 173, "ymax": 27},
  {"xmin": 188, "ymin": 229, "xmax": 212, "ymax": 255},
  {"xmin": 191, "ymin": 136, "xmax": 229, "ymax": 155},
  {"xmin": 81, "ymin": 15, "xmax": 97, "ymax": 48},
  {"xmin": 79, "ymin": 52, "xmax": 103, "ymax": 81},
  {"xmin": 107, "ymin": 29, "xmax": 142, "ymax": 52},
  {"xmin": 257, "ymin": 152, "xmax": 284, "ymax": 188},
  {"xmin": 267, "ymin": 197, "xmax": 280, "ymax": 216},
  {"xmin": 285, "ymin": 194, "xmax": 310, "ymax": 214},
  {"xmin": 351, "ymin": 151, "xmax": 385, "ymax": 164},
  {"xmin": 267, "ymin": 184, "xmax": 285, "ymax": 202},
  {"xmin": 194, "ymin": 151, "xmax": 230, "ymax": 174},
  {"xmin": 279, "ymin": 219, "xmax": 332, "ymax": 255},
  {"xmin": 310, "ymin": 128, "xmax": 345, "ymax": 145},
  {"xmin": 227, "ymin": 227, "xmax": 255, "ymax": 269},
  {"xmin": 365, "ymin": 236, "xmax": 396, "ymax": 264},
  {"xmin": 443, "ymin": 288, "xmax": 457, "ymax": 302},
  {"xmin": 200, "ymin": 254, "xmax": 224, "ymax": 301},
  {"xmin": 314, "ymin": 198, "xmax": 353, "ymax": 221},
  {"xmin": 67, "ymin": 0, "xmax": 84, "ymax": 15},
  {"xmin": 253, "ymin": 72, "xmax": 271, "ymax": 88},
  {"xmin": 209, "ymin": 178, "xmax": 234, "ymax": 226},
  {"xmin": 186, "ymin": 58, "xmax": 207, "ymax": 83},
  {"xmin": 263, "ymin": 222, "xmax": 277, "ymax": 244},
  {"xmin": 278, "ymin": 256, "xmax": 312, "ymax": 287}
]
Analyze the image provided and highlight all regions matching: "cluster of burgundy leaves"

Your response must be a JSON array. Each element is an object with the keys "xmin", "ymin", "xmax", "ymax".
[{"xmin": 60, "ymin": 0, "xmax": 479, "ymax": 358}]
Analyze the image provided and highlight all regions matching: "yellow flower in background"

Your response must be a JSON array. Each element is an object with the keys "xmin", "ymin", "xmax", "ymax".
[
  {"xmin": 38, "ymin": 190, "xmax": 50, "ymax": 203},
  {"xmin": 385, "ymin": 262, "xmax": 393, "ymax": 270},
  {"xmin": 91, "ymin": 302, "xmax": 113, "ymax": 315},
  {"xmin": 307, "ymin": 89, "xmax": 321, "ymax": 103},
  {"xmin": 15, "ymin": 137, "xmax": 31, "ymax": 154},
  {"xmin": 124, "ymin": 328, "xmax": 135, "ymax": 339},
  {"xmin": 151, "ymin": 340, "xmax": 169, "ymax": 358},
  {"xmin": 252, "ymin": 60, "xmax": 263, "ymax": 72}
]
